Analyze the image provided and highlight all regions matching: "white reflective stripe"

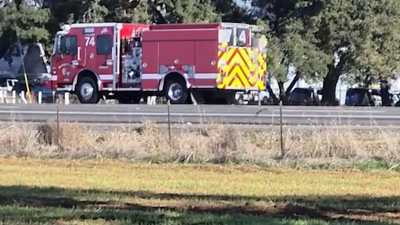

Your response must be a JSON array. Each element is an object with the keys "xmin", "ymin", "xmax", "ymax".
[
  {"xmin": 194, "ymin": 73, "xmax": 218, "ymax": 79},
  {"xmin": 99, "ymin": 74, "xmax": 113, "ymax": 80},
  {"xmin": 141, "ymin": 73, "xmax": 161, "ymax": 79},
  {"xmin": 141, "ymin": 73, "xmax": 218, "ymax": 80},
  {"xmin": 53, "ymin": 75, "xmax": 113, "ymax": 81},
  {"xmin": 52, "ymin": 73, "xmax": 217, "ymax": 82}
]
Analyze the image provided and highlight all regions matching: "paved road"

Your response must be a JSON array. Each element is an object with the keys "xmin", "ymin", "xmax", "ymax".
[{"xmin": 0, "ymin": 104, "xmax": 399, "ymax": 126}]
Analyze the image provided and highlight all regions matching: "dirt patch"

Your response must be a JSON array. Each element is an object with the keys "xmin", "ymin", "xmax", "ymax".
[
  {"xmin": 325, "ymin": 209, "xmax": 400, "ymax": 223},
  {"xmin": 0, "ymin": 195, "xmax": 111, "ymax": 209},
  {"xmin": 93, "ymin": 202, "xmax": 400, "ymax": 223}
]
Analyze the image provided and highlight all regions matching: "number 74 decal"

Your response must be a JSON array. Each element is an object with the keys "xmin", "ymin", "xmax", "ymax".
[{"xmin": 85, "ymin": 36, "xmax": 95, "ymax": 46}]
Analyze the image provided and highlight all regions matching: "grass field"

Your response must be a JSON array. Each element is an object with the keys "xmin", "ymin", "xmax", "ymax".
[
  {"xmin": 0, "ymin": 159, "xmax": 400, "ymax": 224},
  {"xmin": 0, "ymin": 122, "xmax": 400, "ymax": 224}
]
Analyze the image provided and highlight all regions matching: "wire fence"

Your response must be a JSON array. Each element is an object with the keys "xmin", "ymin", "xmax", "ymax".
[{"xmin": 35, "ymin": 99, "xmax": 288, "ymax": 160}]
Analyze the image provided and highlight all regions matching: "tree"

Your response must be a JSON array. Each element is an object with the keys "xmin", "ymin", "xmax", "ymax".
[
  {"xmin": 212, "ymin": 0, "xmax": 253, "ymax": 23},
  {"xmin": 147, "ymin": 0, "xmax": 219, "ymax": 23},
  {"xmin": 300, "ymin": 0, "xmax": 400, "ymax": 105},
  {"xmin": 0, "ymin": 1, "xmax": 50, "ymax": 58},
  {"xmin": 100, "ymin": 0, "xmax": 152, "ymax": 23},
  {"xmin": 250, "ymin": 0, "xmax": 400, "ymax": 105},
  {"xmin": 250, "ymin": 0, "xmax": 330, "ymax": 103},
  {"xmin": 81, "ymin": 0, "xmax": 108, "ymax": 23}
]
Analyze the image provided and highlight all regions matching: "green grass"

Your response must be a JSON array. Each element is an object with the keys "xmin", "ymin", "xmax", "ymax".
[{"xmin": 0, "ymin": 159, "xmax": 399, "ymax": 224}]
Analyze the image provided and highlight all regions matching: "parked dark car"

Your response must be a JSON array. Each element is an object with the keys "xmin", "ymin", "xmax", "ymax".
[
  {"xmin": 288, "ymin": 87, "xmax": 321, "ymax": 105},
  {"xmin": 345, "ymin": 88, "xmax": 378, "ymax": 106}
]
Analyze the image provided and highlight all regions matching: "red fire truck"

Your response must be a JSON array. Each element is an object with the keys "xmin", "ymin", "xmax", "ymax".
[{"xmin": 50, "ymin": 22, "xmax": 267, "ymax": 104}]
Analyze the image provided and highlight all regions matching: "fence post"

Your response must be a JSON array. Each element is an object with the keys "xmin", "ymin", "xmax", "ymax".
[
  {"xmin": 167, "ymin": 100, "xmax": 172, "ymax": 159},
  {"xmin": 38, "ymin": 91, "xmax": 42, "ymax": 104},
  {"xmin": 167, "ymin": 100, "xmax": 171, "ymax": 142},
  {"xmin": 279, "ymin": 100, "xmax": 285, "ymax": 159},
  {"xmin": 52, "ymin": 91, "xmax": 56, "ymax": 103},
  {"xmin": 56, "ymin": 104, "xmax": 61, "ymax": 150},
  {"xmin": 147, "ymin": 96, "xmax": 156, "ymax": 105},
  {"xmin": 64, "ymin": 92, "xmax": 70, "ymax": 105},
  {"xmin": 3, "ymin": 91, "xmax": 8, "ymax": 103},
  {"xmin": 20, "ymin": 91, "xmax": 27, "ymax": 104},
  {"xmin": 0, "ymin": 90, "xmax": 3, "ymax": 103},
  {"xmin": 12, "ymin": 91, "xmax": 16, "ymax": 104}
]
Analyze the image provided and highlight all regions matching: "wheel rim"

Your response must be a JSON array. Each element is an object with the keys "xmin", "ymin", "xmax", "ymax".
[
  {"xmin": 80, "ymin": 83, "xmax": 94, "ymax": 100},
  {"xmin": 167, "ymin": 83, "xmax": 183, "ymax": 101}
]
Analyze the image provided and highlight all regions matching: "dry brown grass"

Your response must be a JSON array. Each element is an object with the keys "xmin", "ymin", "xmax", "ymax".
[{"xmin": 0, "ymin": 121, "xmax": 399, "ymax": 166}]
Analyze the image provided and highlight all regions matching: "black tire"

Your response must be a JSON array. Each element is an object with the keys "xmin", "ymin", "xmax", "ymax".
[
  {"xmin": 164, "ymin": 79, "xmax": 188, "ymax": 104},
  {"xmin": 76, "ymin": 77, "xmax": 99, "ymax": 104}
]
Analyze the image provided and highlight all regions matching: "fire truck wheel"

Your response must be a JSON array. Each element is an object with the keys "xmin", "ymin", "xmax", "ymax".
[
  {"xmin": 164, "ymin": 79, "xmax": 188, "ymax": 104},
  {"xmin": 76, "ymin": 77, "xmax": 99, "ymax": 104}
]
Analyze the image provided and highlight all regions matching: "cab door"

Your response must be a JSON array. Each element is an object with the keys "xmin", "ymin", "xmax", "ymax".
[
  {"xmin": 52, "ymin": 33, "xmax": 83, "ymax": 84},
  {"xmin": 83, "ymin": 26, "xmax": 114, "ymax": 81}
]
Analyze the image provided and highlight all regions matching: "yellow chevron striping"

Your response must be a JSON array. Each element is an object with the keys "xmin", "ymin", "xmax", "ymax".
[
  {"xmin": 231, "ymin": 78, "xmax": 241, "ymax": 88},
  {"xmin": 238, "ymin": 48, "xmax": 252, "ymax": 70},
  {"xmin": 219, "ymin": 49, "xmax": 237, "ymax": 85},
  {"xmin": 218, "ymin": 49, "xmax": 236, "ymax": 75},
  {"xmin": 222, "ymin": 49, "xmax": 236, "ymax": 73},
  {"xmin": 235, "ymin": 66, "xmax": 251, "ymax": 87},
  {"xmin": 218, "ymin": 55, "xmax": 251, "ymax": 89},
  {"xmin": 217, "ymin": 35, "xmax": 268, "ymax": 90},
  {"xmin": 228, "ymin": 52, "xmax": 250, "ymax": 88},
  {"xmin": 229, "ymin": 65, "xmax": 249, "ymax": 88},
  {"xmin": 249, "ymin": 75, "xmax": 255, "ymax": 84}
]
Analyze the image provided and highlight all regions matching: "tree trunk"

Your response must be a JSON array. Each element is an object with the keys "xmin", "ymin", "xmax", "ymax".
[
  {"xmin": 278, "ymin": 81, "xmax": 285, "ymax": 103},
  {"xmin": 321, "ymin": 54, "xmax": 349, "ymax": 106},
  {"xmin": 380, "ymin": 80, "xmax": 391, "ymax": 106},
  {"xmin": 265, "ymin": 71, "xmax": 301, "ymax": 105},
  {"xmin": 266, "ymin": 83, "xmax": 279, "ymax": 104},
  {"xmin": 321, "ymin": 65, "xmax": 340, "ymax": 105},
  {"xmin": 284, "ymin": 71, "xmax": 301, "ymax": 96}
]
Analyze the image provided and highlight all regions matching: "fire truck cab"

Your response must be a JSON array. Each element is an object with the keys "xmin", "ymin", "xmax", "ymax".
[{"xmin": 50, "ymin": 22, "xmax": 267, "ymax": 104}]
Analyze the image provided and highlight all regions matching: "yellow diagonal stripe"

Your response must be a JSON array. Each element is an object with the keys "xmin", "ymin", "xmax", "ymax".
[
  {"xmin": 226, "ymin": 52, "xmax": 250, "ymax": 88},
  {"xmin": 230, "ymin": 65, "xmax": 251, "ymax": 88},
  {"xmin": 238, "ymin": 48, "xmax": 252, "ymax": 69},
  {"xmin": 217, "ymin": 40, "xmax": 268, "ymax": 90}
]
